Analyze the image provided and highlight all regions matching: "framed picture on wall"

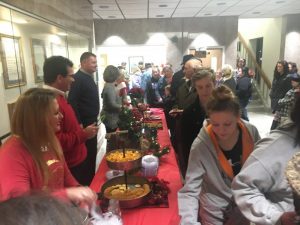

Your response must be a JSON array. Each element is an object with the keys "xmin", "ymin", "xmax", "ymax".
[
  {"xmin": 129, "ymin": 56, "xmax": 143, "ymax": 74},
  {"xmin": 99, "ymin": 54, "xmax": 107, "ymax": 68},
  {"xmin": 31, "ymin": 38, "xmax": 46, "ymax": 83},
  {"xmin": 51, "ymin": 43, "xmax": 67, "ymax": 57},
  {"xmin": 0, "ymin": 34, "xmax": 26, "ymax": 89}
]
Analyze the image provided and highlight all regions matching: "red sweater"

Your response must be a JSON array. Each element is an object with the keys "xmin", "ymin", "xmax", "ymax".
[
  {"xmin": 0, "ymin": 136, "xmax": 78, "ymax": 201},
  {"xmin": 56, "ymin": 95, "xmax": 88, "ymax": 168}
]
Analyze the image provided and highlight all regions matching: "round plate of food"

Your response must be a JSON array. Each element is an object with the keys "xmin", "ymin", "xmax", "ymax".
[
  {"xmin": 100, "ymin": 175, "xmax": 151, "ymax": 208},
  {"xmin": 286, "ymin": 152, "xmax": 300, "ymax": 195},
  {"xmin": 106, "ymin": 149, "xmax": 143, "ymax": 170}
]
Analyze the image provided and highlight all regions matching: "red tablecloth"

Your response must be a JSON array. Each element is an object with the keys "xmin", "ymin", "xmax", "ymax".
[{"xmin": 90, "ymin": 108, "xmax": 182, "ymax": 225}]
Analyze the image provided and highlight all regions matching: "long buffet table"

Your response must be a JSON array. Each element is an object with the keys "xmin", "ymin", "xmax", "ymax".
[{"xmin": 90, "ymin": 108, "xmax": 182, "ymax": 225}]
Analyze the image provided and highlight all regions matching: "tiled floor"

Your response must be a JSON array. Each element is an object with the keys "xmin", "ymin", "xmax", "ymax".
[{"xmin": 248, "ymin": 110, "xmax": 273, "ymax": 138}]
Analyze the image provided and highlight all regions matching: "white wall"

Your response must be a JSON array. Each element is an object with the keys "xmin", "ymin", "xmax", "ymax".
[
  {"xmin": 94, "ymin": 17, "xmax": 238, "ymax": 71},
  {"xmin": 96, "ymin": 44, "xmax": 167, "ymax": 107},
  {"xmin": 97, "ymin": 45, "xmax": 167, "ymax": 71},
  {"xmin": 0, "ymin": 17, "xmax": 89, "ymax": 137},
  {"xmin": 283, "ymin": 14, "xmax": 300, "ymax": 66},
  {"xmin": 0, "ymin": 21, "xmax": 26, "ymax": 137},
  {"xmin": 238, "ymin": 18, "xmax": 283, "ymax": 81}
]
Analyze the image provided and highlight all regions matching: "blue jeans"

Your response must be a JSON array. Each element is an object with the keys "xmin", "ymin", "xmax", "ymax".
[{"xmin": 240, "ymin": 100, "xmax": 249, "ymax": 121}]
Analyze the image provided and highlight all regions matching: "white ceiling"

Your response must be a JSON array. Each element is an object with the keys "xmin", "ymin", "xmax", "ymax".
[{"xmin": 91, "ymin": 0, "xmax": 300, "ymax": 20}]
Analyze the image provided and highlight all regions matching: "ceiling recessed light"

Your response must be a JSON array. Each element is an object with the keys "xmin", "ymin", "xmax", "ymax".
[
  {"xmin": 156, "ymin": 15, "xmax": 164, "ymax": 17},
  {"xmin": 159, "ymin": 4, "xmax": 168, "ymax": 7},
  {"xmin": 217, "ymin": 2, "xmax": 226, "ymax": 6},
  {"xmin": 204, "ymin": 13, "xmax": 212, "ymax": 16},
  {"xmin": 108, "ymin": 16, "xmax": 116, "ymax": 18},
  {"xmin": 57, "ymin": 32, "xmax": 68, "ymax": 36},
  {"xmin": 252, "ymin": 11, "xmax": 261, "ymax": 14},
  {"xmin": 12, "ymin": 18, "xmax": 28, "ymax": 24},
  {"xmin": 99, "ymin": 5, "xmax": 109, "ymax": 9}
]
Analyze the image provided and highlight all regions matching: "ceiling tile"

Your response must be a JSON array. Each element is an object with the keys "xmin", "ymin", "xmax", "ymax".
[
  {"xmin": 205, "ymin": 0, "xmax": 240, "ymax": 7},
  {"xmin": 202, "ymin": 5, "xmax": 228, "ymax": 11},
  {"xmin": 149, "ymin": 2, "xmax": 178, "ymax": 8},
  {"xmin": 149, "ymin": 0, "xmax": 179, "ymax": 2},
  {"xmin": 218, "ymin": 11, "xmax": 241, "ymax": 16},
  {"xmin": 233, "ymin": 0, "xmax": 265, "ymax": 7},
  {"xmin": 149, "ymin": 9, "xmax": 173, "ymax": 18},
  {"xmin": 119, "ymin": 3, "xmax": 147, "ymax": 10},
  {"xmin": 196, "ymin": 12, "xmax": 219, "ymax": 17},
  {"xmin": 252, "ymin": 4, "xmax": 281, "ymax": 11},
  {"xmin": 93, "ymin": 4, "xmax": 119, "ymax": 11},
  {"xmin": 174, "ymin": 8, "xmax": 200, "ymax": 14},
  {"xmin": 92, "ymin": 0, "xmax": 300, "ymax": 19},
  {"xmin": 149, "ymin": 9, "xmax": 174, "ymax": 13},
  {"xmin": 101, "ymin": 15, "xmax": 124, "ymax": 19},
  {"xmin": 117, "ymin": 0, "xmax": 147, "ymax": 2},
  {"xmin": 177, "ymin": 1, "xmax": 209, "ymax": 8},
  {"xmin": 226, "ymin": 5, "xmax": 256, "ymax": 12},
  {"xmin": 94, "ymin": 10, "xmax": 122, "ymax": 16},
  {"xmin": 125, "ymin": 15, "xmax": 147, "ymax": 18},
  {"xmin": 172, "ymin": 14, "xmax": 192, "ymax": 18},
  {"xmin": 93, "ymin": 12, "xmax": 102, "ymax": 18},
  {"xmin": 123, "ymin": 9, "xmax": 148, "ymax": 14},
  {"xmin": 90, "ymin": 0, "xmax": 115, "ymax": 3}
]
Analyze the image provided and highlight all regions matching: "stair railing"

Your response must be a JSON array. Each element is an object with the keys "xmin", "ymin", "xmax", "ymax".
[{"xmin": 238, "ymin": 32, "xmax": 271, "ymax": 108}]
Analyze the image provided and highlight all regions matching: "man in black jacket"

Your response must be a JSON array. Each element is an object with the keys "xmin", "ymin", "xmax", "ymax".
[
  {"xmin": 170, "ymin": 54, "xmax": 194, "ymax": 98},
  {"xmin": 68, "ymin": 52, "xmax": 100, "ymax": 185},
  {"xmin": 236, "ymin": 67, "xmax": 252, "ymax": 121}
]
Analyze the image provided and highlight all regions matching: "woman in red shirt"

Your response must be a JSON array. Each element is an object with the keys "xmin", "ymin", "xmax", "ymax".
[{"xmin": 0, "ymin": 88, "xmax": 96, "ymax": 205}]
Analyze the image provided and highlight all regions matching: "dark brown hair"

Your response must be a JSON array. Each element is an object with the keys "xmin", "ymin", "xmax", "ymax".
[
  {"xmin": 274, "ymin": 60, "xmax": 289, "ymax": 78},
  {"xmin": 80, "ymin": 52, "xmax": 96, "ymax": 63},
  {"xmin": 206, "ymin": 85, "xmax": 240, "ymax": 117},
  {"xmin": 43, "ymin": 56, "xmax": 73, "ymax": 84}
]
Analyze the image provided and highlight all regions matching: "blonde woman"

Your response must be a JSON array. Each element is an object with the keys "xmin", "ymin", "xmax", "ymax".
[
  {"xmin": 221, "ymin": 64, "xmax": 236, "ymax": 94},
  {"xmin": 0, "ymin": 88, "xmax": 96, "ymax": 205}
]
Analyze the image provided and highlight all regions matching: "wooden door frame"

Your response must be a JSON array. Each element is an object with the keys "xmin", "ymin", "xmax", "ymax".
[{"xmin": 189, "ymin": 46, "xmax": 225, "ymax": 70}]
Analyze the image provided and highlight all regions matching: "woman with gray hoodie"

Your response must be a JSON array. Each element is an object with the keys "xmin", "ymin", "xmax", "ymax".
[
  {"xmin": 232, "ymin": 94, "xmax": 300, "ymax": 225},
  {"xmin": 178, "ymin": 85, "xmax": 260, "ymax": 225}
]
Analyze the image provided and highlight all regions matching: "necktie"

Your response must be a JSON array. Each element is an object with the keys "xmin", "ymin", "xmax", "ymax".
[
  {"xmin": 186, "ymin": 80, "xmax": 192, "ymax": 88},
  {"xmin": 187, "ymin": 80, "xmax": 192, "ymax": 92}
]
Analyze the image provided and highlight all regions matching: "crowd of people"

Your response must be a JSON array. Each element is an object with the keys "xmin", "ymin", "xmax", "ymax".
[{"xmin": 0, "ymin": 52, "xmax": 299, "ymax": 225}]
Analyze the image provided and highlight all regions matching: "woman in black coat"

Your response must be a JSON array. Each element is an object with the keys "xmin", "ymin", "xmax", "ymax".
[{"xmin": 270, "ymin": 60, "xmax": 292, "ymax": 113}]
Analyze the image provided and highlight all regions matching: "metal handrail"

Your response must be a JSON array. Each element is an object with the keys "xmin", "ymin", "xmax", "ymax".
[
  {"xmin": 238, "ymin": 32, "xmax": 272, "ymax": 89},
  {"xmin": 0, "ymin": 132, "xmax": 11, "ymax": 146}
]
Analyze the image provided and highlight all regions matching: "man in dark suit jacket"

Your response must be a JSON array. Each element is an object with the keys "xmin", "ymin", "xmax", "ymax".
[
  {"xmin": 171, "ymin": 58, "xmax": 202, "ymax": 177},
  {"xmin": 170, "ymin": 54, "xmax": 194, "ymax": 98},
  {"xmin": 175, "ymin": 58, "xmax": 202, "ymax": 110},
  {"xmin": 68, "ymin": 52, "xmax": 100, "ymax": 185}
]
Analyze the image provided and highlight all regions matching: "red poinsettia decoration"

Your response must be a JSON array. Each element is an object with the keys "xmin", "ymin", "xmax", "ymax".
[
  {"xmin": 128, "ymin": 87, "xmax": 144, "ymax": 99},
  {"xmin": 147, "ymin": 177, "xmax": 170, "ymax": 206}
]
